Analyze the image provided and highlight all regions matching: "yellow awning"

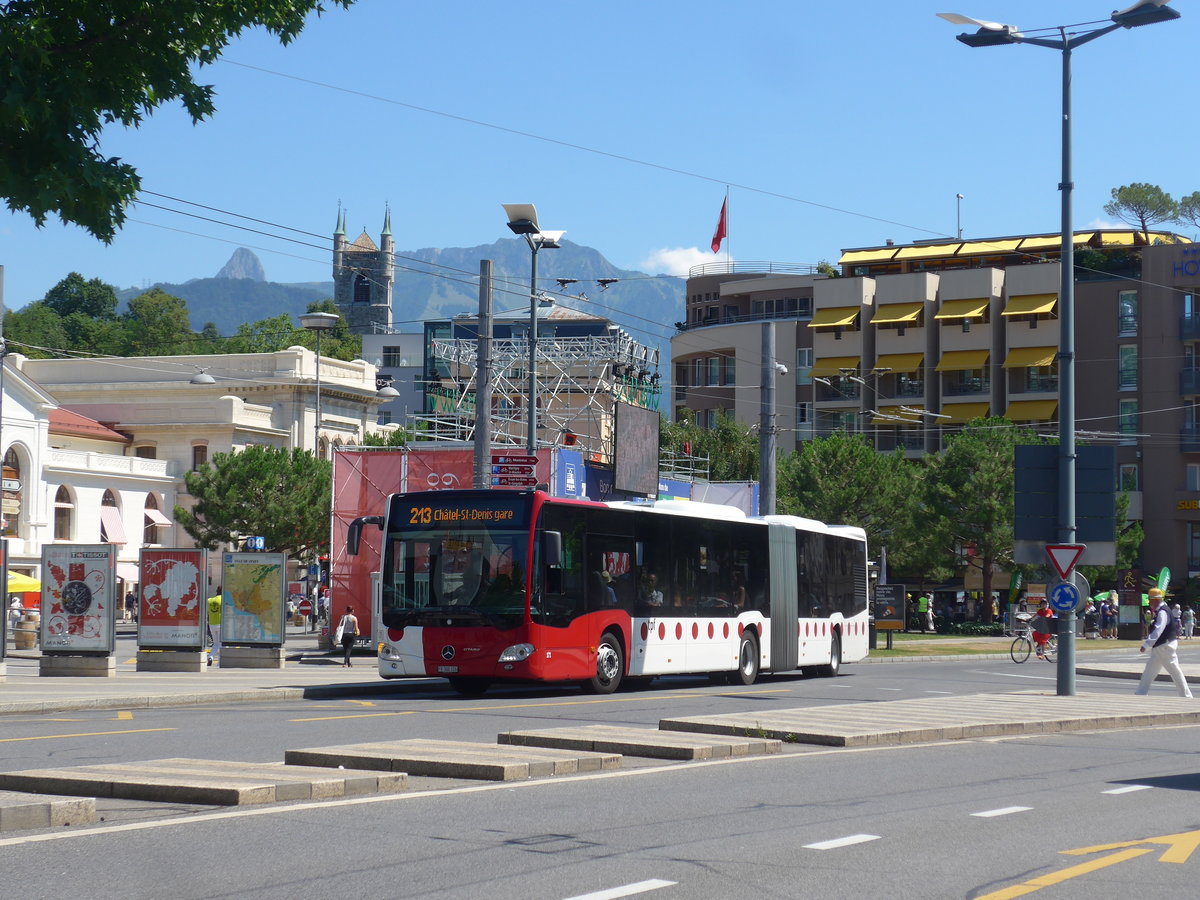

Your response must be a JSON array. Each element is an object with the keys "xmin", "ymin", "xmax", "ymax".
[
  {"xmin": 1099, "ymin": 232, "xmax": 1136, "ymax": 245},
  {"xmin": 940, "ymin": 402, "xmax": 991, "ymax": 423},
  {"xmin": 1002, "ymin": 346, "xmax": 1058, "ymax": 368},
  {"xmin": 935, "ymin": 349, "xmax": 990, "ymax": 372},
  {"xmin": 839, "ymin": 248, "xmax": 898, "ymax": 264},
  {"xmin": 892, "ymin": 242, "xmax": 963, "ymax": 260},
  {"xmin": 1018, "ymin": 236, "xmax": 1062, "ymax": 251},
  {"xmin": 808, "ymin": 306, "xmax": 860, "ymax": 328},
  {"xmin": 874, "ymin": 352, "xmax": 924, "ymax": 374},
  {"xmin": 871, "ymin": 406, "xmax": 923, "ymax": 426},
  {"xmin": 870, "ymin": 301, "xmax": 924, "ymax": 324},
  {"xmin": 1002, "ymin": 293, "xmax": 1058, "ymax": 316},
  {"xmin": 966, "ymin": 238, "xmax": 1022, "ymax": 253},
  {"xmin": 810, "ymin": 356, "xmax": 861, "ymax": 378},
  {"xmin": 934, "ymin": 298, "xmax": 990, "ymax": 320},
  {"xmin": 1005, "ymin": 399, "xmax": 1059, "ymax": 422}
]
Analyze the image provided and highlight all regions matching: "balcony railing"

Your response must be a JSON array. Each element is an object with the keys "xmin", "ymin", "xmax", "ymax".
[
  {"xmin": 816, "ymin": 383, "xmax": 861, "ymax": 402},
  {"xmin": 688, "ymin": 261, "xmax": 822, "ymax": 278},
  {"xmin": 1182, "ymin": 369, "xmax": 1200, "ymax": 395},
  {"xmin": 677, "ymin": 306, "xmax": 813, "ymax": 332},
  {"xmin": 1183, "ymin": 315, "xmax": 1200, "ymax": 341},
  {"xmin": 944, "ymin": 378, "xmax": 990, "ymax": 396}
]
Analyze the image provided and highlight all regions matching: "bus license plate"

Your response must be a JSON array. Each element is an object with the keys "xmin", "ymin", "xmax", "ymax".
[{"xmin": 437, "ymin": 665, "xmax": 459, "ymax": 673}]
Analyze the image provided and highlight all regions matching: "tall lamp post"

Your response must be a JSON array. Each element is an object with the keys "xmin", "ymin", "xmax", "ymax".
[
  {"xmin": 299, "ymin": 312, "xmax": 340, "ymax": 458},
  {"xmin": 940, "ymin": 0, "xmax": 1180, "ymax": 696},
  {"xmin": 502, "ymin": 204, "xmax": 564, "ymax": 454}
]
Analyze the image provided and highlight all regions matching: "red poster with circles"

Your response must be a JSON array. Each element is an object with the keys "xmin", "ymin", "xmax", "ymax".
[{"xmin": 40, "ymin": 544, "xmax": 116, "ymax": 653}]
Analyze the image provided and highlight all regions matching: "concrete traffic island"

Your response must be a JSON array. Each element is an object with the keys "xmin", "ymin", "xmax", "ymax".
[
  {"xmin": 0, "ymin": 789, "xmax": 96, "ymax": 833},
  {"xmin": 0, "ymin": 758, "xmax": 408, "ymax": 806},
  {"xmin": 0, "ymin": 660, "xmax": 5, "ymax": 683},
  {"xmin": 498, "ymin": 725, "xmax": 782, "ymax": 760},
  {"xmin": 219, "ymin": 646, "xmax": 285, "ymax": 669},
  {"xmin": 136, "ymin": 650, "xmax": 207, "ymax": 673},
  {"xmin": 658, "ymin": 691, "xmax": 1200, "ymax": 748},
  {"xmin": 285, "ymin": 739, "xmax": 622, "ymax": 781},
  {"xmin": 39, "ymin": 655, "xmax": 116, "ymax": 678}
]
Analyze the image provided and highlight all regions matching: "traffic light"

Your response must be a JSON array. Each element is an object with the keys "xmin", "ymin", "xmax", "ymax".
[{"xmin": 319, "ymin": 555, "xmax": 329, "ymax": 585}]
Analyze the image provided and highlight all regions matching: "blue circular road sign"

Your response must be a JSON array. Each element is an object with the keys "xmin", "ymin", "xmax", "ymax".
[{"xmin": 1049, "ymin": 581, "xmax": 1081, "ymax": 613}]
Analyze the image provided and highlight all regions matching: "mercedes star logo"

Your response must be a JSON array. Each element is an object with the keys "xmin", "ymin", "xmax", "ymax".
[{"xmin": 441, "ymin": 645, "xmax": 456, "ymax": 661}]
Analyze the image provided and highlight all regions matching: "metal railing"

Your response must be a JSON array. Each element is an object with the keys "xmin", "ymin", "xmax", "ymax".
[{"xmin": 687, "ymin": 261, "xmax": 823, "ymax": 278}]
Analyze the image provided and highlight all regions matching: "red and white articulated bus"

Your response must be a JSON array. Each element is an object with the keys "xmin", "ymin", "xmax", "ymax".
[{"xmin": 347, "ymin": 489, "xmax": 869, "ymax": 695}]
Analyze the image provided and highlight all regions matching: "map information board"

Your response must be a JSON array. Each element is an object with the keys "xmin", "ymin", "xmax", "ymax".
[
  {"xmin": 138, "ymin": 548, "xmax": 207, "ymax": 650},
  {"xmin": 220, "ymin": 552, "xmax": 286, "ymax": 645}
]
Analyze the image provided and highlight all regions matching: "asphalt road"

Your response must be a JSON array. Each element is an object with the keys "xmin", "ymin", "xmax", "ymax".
[{"xmin": 5, "ymin": 650, "xmax": 1200, "ymax": 899}]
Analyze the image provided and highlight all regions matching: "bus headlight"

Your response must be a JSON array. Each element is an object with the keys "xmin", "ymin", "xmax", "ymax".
[
  {"xmin": 378, "ymin": 643, "xmax": 402, "ymax": 661},
  {"xmin": 498, "ymin": 642, "xmax": 535, "ymax": 663}
]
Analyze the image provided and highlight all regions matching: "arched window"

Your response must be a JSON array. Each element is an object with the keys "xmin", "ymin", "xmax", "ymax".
[
  {"xmin": 192, "ymin": 443, "xmax": 208, "ymax": 471},
  {"xmin": 54, "ymin": 486, "xmax": 74, "ymax": 541},
  {"xmin": 353, "ymin": 272, "xmax": 371, "ymax": 303},
  {"xmin": 2, "ymin": 447, "xmax": 23, "ymax": 538},
  {"xmin": 144, "ymin": 494, "xmax": 162, "ymax": 546},
  {"xmin": 99, "ymin": 489, "xmax": 127, "ymax": 544}
]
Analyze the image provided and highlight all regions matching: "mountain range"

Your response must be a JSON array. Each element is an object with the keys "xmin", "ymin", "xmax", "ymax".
[{"xmin": 116, "ymin": 241, "xmax": 685, "ymax": 359}]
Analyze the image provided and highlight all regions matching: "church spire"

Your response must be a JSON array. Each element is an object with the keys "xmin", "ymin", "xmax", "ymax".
[{"xmin": 381, "ymin": 204, "xmax": 392, "ymax": 237}]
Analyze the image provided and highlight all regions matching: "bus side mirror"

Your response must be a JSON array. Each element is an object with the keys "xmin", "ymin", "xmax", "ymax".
[
  {"xmin": 543, "ymin": 531, "xmax": 562, "ymax": 568},
  {"xmin": 347, "ymin": 515, "xmax": 384, "ymax": 556}
]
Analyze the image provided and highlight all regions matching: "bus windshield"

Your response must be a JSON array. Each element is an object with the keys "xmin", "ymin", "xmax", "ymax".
[{"xmin": 381, "ymin": 494, "xmax": 531, "ymax": 631}]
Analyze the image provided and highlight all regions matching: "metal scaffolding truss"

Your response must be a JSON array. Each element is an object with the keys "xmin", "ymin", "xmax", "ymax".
[{"xmin": 410, "ymin": 332, "xmax": 661, "ymax": 458}]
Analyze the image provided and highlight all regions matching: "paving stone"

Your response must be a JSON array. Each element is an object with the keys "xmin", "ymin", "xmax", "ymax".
[
  {"xmin": 286, "ymin": 739, "xmax": 620, "ymax": 781},
  {"xmin": 498, "ymin": 725, "xmax": 781, "ymax": 760}
]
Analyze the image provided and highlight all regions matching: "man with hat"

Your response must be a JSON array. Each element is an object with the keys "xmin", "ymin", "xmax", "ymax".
[{"xmin": 1135, "ymin": 587, "xmax": 1193, "ymax": 698}]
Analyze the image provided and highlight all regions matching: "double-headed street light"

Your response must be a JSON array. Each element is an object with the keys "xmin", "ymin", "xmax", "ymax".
[
  {"xmin": 503, "ymin": 203, "xmax": 564, "ymax": 453},
  {"xmin": 940, "ymin": 0, "xmax": 1180, "ymax": 695},
  {"xmin": 299, "ymin": 311, "xmax": 340, "ymax": 458}
]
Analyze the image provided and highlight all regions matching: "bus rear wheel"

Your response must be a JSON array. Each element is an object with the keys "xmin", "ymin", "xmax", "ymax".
[
  {"xmin": 448, "ymin": 677, "xmax": 492, "ymax": 696},
  {"xmin": 588, "ymin": 632, "xmax": 624, "ymax": 694},
  {"xmin": 730, "ymin": 631, "xmax": 760, "ymax": 685},
  {"xmin": 818, "ymin": 633, "xmax": 841, "ymax": 677}
]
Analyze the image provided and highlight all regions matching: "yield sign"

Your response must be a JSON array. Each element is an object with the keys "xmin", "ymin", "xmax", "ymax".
[{"xmin": 1046, "ymin": 543, "xmax": 1086, "ymax": 581}]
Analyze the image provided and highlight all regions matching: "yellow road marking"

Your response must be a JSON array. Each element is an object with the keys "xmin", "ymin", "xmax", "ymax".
[
  {"xmin": 977, "ymin": 848, "xmax": 1153, "ymax": 900},
  {"xmin": 0, "ymin": 728, "xmax": 175, "ymax": 743},
  {"xmin": 344, "ymin": 700, "xmax": 376, "ymax": 707},
  {"xmin": 1063, "ymin": 829, "xmax": 1200, "ymax": 864},
  {"xmin": 123, "ymin": 657, "xmax": 137, "ymax": 664},
  {"xmin": 288, "ymin": 687, "xmax": 790, "ymax": 722},
  {"xmin": 116, "ymin": 710, "xmax": 133, "ymax": 720}
]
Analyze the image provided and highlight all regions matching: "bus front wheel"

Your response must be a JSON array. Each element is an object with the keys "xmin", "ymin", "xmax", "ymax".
[
  {"xmin": 588, "ymin": 632, "xmax": 624, "ymax": 694},
  {"xmin": 731, "ymin": 631, "xmax": 760, "ymax": 685}
]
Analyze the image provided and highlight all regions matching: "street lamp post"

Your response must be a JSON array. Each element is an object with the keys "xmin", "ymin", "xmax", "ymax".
[
  {"xmin": 299, "ymin": 312, "xmax": 340, "ymax": 457},
  {"xmin": 502, "ymin": 204, "xmax": 564, "ymax": 454},
  {"xmin": 940, "ymin": 0, "xmax": 1180, "ymax": 695}
]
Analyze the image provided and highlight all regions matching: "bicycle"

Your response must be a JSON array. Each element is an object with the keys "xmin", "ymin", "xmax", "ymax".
[{"xmin": 1010, "ymin": 623, "xmax": 1058, "ymax": 663}]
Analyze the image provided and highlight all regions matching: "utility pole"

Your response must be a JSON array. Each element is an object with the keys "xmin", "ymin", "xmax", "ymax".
[
  {"xmin": 473, "ymin": 260, "xmax": 493, "ymax": 488},
  {"xmin": 759, "ymin": 322, "xmax": 777, "ymax": 516}
]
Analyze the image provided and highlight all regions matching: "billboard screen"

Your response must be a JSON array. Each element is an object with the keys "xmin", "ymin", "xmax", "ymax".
[
  {"xmin": 614, "ymin": 401, "xmax": 660, "ymax": 497},
  {"xmin": 138, "ymin": 548, "xmax": 207, "ymax": 650},
  {"xmin": 219, "ymin": 552, "xmax": 286, "ymax": 645},
  {"xmin": 40, "ymin": 544, "xmax": 117, "ymax": 653}
]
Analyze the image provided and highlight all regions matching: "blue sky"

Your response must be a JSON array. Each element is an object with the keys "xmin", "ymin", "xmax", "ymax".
[{"xmin": 2, "ymin": 0, "xmax": 1198, "ymax": 328}]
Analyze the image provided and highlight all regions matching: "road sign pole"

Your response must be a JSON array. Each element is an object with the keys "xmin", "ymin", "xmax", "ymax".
[{"xmin": 1047, "ymin": 543, "xmax": 1086, "ymax": 697}]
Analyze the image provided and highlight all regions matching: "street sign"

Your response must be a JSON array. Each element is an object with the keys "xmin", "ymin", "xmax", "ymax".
[
  {"xmin": 492, "ymin": 465, "xmax": 533, "ymax": 475},
  {"xmin": 1045, "ymin": 543, "xmax": 1086, "ymax": 581},
  {"xmin": 2, "ymin": 479, "xmax": 20, "ymax": 491},
  {"xmin": 491, "ymin": 455, "xmax": 537, "ymax": 466},
  {"xmin": 493, "ymin": 476, "xmax": 537, "ymax": 487},
  {"xmin": 1049, "ymin": 581, "xmax": 1081, "ymax": 613}
]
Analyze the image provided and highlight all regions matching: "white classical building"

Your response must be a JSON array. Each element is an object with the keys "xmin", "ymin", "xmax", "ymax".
[{"xmin": 2, "ymin": 347, "xmax": 393, "ymax": 587}]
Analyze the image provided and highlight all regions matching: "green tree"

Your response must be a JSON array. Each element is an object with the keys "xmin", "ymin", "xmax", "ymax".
[
  {"xmin": 43, "ymin": 272, "xmax": 119, "ymax": 319},
  {"xmin": 1103, "ymin": 183, "xmax": 1178, "ymax": 241},
  {"xmin": 124, "ymin": 287, "xmax": 196, "ymax": 355},
  {"xmin": 660, "ymin": 410, "xmax": 759, "ymax": 482},
  {"xmin": 1177, "ymin": 191, "xmax": 1200, "ymax": 233},
  {"xmin": 777, "ymin": 431, "xmax": 917, "ymax": 562},
  {"xmin": 296, "ymin": 299, "xmax": 362, "ymax": 361},
  {"xmin": 174, "ymin": 445, "xmax": 331, "ymax": 558},
  {"xmin": 923, "ymin": 418, "xmax": 1043, "ymax": 622},
  {"xmin": 1, "ymin": 302, "xmax": 69, "ymax": 358},
  {"xmin": 1, "ymin": 0, "xmax": 354, "ymax": 242}
]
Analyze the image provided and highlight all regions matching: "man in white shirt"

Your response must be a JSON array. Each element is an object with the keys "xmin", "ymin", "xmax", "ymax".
[{"xmin": 1135, "ymin": 588, "xmax": 1193, "ymax": 698}]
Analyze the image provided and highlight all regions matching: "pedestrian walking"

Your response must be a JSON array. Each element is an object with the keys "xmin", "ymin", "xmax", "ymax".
[
  {"xmin": 919, "ymin": 591, "xmax": 934, "ymax": 633},
  {"xmin": 1135, "ymin": 588, "xmax": 1193, "ymax": 698},
  {"xmin": 207, "ymin": 588, "xmax": 222, "ymax": 666},
  {"xmin": 1183, "ymin": 603, "xmax": 1195, "ymax": 640},
  {"xmin": 124, "ymin": 589, "xmax": 136, "ymax": 623},
  {"xmin": 336, "ymin": 605, "xmax": 359, "ymax": 667}
]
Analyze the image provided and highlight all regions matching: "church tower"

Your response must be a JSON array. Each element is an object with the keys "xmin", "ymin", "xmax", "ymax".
[{"xmin": 332, "ymin": 208, "xmax": 394, "ymax": 334}]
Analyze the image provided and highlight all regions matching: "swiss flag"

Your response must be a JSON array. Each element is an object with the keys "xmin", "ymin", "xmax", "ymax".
[{"xmin": 710, "ymin": 197, "xmax": 728, "ymax": 253}]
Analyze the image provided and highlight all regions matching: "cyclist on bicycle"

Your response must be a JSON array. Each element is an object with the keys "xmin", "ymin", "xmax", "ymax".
[{"xmin": 1032, "ymin": 599, "xmax": 1055, "ymax": 659}]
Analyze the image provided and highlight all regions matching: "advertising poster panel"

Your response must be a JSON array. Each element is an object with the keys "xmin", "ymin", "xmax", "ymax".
[
  {"xmin": 220, "ymin": 552, "xmax": 286, "ymax": 645},
  {"xmin": 137, "ymin": 548, "xmax": 207, "ymax": 650},
  {"xmin": 0, "ymin": 538, "xmax": 7, "ymax": 660},
  {"xmin": 40, "ymin": 544, "xmax": 116, "ymax": 653}
]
